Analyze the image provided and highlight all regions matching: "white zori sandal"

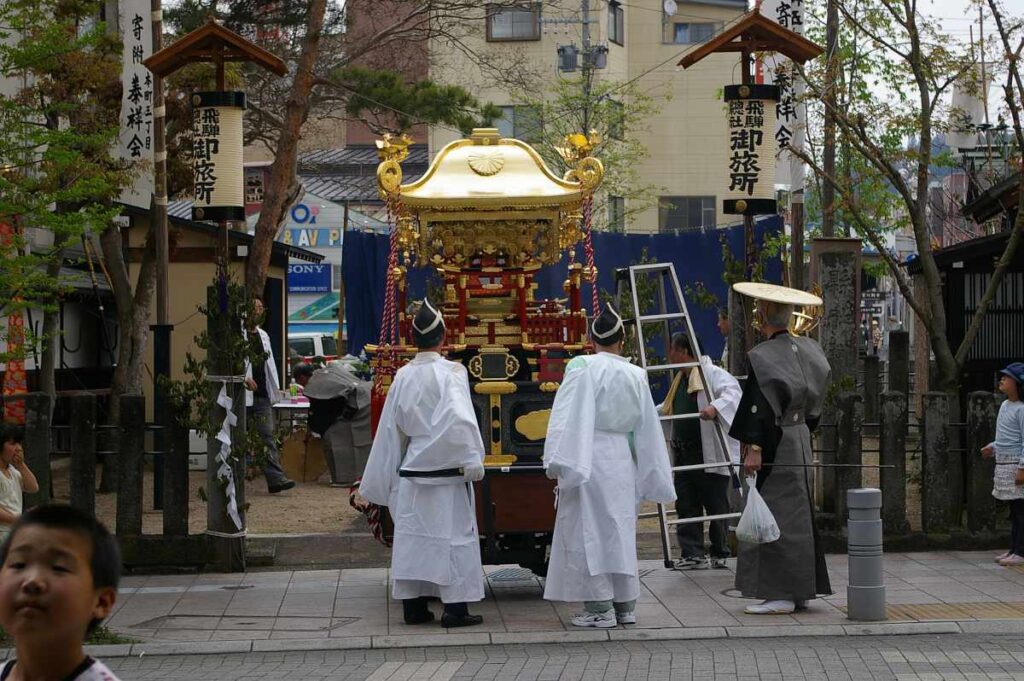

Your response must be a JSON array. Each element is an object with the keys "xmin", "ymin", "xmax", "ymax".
[{"xmin": 744, "ymin": 599, "xmax": 795, "ymax": 614}]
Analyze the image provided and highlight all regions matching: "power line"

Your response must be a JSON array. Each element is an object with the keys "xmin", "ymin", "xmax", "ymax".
[
  {"xmin": 312, "ymin": 4, "xmax": 752, "ymax": 169},
  {"xmin": 514, "ymin": 10, "xmax": 752, "ymax": 141}
]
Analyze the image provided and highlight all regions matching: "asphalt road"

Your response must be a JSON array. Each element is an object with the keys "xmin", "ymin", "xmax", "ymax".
[{"xmin": 103, "ymin": 633, "xmax": 1024, "ymax": 680}]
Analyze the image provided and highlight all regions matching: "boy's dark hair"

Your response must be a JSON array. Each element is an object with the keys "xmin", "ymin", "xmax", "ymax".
[
  {"xmin": 0, "ymin": 423, "xmax": 24, "ymax": 445},
  {"xmin": 0, "ymin": 505, "xmax": 121, "ymax": 633},
  {"xmin": 670, "ymin": 332, "xmax": 701, "ymax": 357}
]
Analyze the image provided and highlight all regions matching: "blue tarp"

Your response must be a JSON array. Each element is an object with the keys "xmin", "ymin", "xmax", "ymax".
[{"xmin": 342, "ymin": 216, "xmax": 784, "ymax": 358}]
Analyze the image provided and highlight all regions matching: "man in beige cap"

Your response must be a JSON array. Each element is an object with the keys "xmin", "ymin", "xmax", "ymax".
[{"xmin": 729, "ymin": 283, "xmax": 832, "ymax": 615}]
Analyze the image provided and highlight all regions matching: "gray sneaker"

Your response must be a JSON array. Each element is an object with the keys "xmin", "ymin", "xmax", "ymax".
[
  {"xmin": 710, "ymin": 557, "xmax": 729, "ymax": 570},
  {"xmin": 675, "ymin": 556, "xmax": 708, "ymax": 570}
]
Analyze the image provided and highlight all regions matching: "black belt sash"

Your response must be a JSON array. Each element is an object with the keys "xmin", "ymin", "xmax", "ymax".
[{"xmin": 398, "ymin": 467, "xmax": 463, "ymax": 478}]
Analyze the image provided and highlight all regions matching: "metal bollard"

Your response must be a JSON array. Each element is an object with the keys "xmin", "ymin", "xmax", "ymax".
[{"xmin": 847, "ymin": 488, "xmax": 886, "ymax": 621}]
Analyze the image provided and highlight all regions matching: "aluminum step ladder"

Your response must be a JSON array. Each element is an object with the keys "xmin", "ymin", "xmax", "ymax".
[{"xmin": 617, "ymin": 262, "xmax": 742, "ymax": 569}]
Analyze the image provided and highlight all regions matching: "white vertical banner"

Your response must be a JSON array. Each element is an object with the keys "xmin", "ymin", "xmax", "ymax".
[
  {"xmin": 116, "ymin": 0, "xmax": 154, "ymax": 209},
  {"xmin": 759, "ymin": 0, "xmax": 806, "ymax": 190}
]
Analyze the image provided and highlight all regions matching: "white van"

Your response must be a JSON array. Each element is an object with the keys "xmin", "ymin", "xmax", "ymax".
[{"xmin": 287, "ymin": 331, "xmax": 343, "ymax": 360}]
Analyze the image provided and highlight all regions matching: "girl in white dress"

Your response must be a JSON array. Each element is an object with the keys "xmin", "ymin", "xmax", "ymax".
[{"xmin": 981, "ymin": 362, "xmax": 1024, "ymax": 566}]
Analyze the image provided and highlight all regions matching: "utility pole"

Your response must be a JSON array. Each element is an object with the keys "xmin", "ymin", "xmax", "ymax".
[
  {"xmin": 581, "ymin": 0, "xmax": 592, "ymax": 134},
  {"xmin": 150, "ymin": 0, "xmax": 172, "ymax": 510},
  {"xmin": 822, "ymin": 0, "xmax": 838, "ymax": 237}
]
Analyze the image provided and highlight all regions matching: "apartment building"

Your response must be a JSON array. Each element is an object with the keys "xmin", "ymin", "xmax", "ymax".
[{"xmin": 336, "ymin": 0, "xmax": 748, "ymax": 234}]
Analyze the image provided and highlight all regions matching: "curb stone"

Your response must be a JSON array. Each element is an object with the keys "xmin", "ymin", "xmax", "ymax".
[
  {"xmin": 609, "ymin": 627, "xmax": 727, "ymax": 641},
  {"xmin": 128, "ymin": 640, "xmax": 253, "ymax": 656},
  {"xmin": 1, "ymin": 621, "xmax": 1003, "ymax": 658},
  {"xmin": 252, "ymin": 637, "xmax": 372, "ymax": 652},
  {"xmin": 843, "ymin": 622, "xmax": 961, "ymax": 636},
  {"xmin": 371, "ymin": 633, "xmax": 492, "ymax": 648},
  {"xmin": 956, "ymin": 620, "xmax": 1024, "ymax": 635}
]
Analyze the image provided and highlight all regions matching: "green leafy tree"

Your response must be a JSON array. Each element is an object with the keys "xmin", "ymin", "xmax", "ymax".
[
  {"xmin": 0, "ymin": 0, "xmax": 129, "ymax": 403},
  {"xmin": 331, "ymin": 66, "xmax": 501, "ymax": 136},
  {"xmin": 516, "ymin": 76, "xmax": 666, "ymax": 233},
  {"xmin": 795, "ymin": 0, "xmax": 1024, "ymax": 394}
]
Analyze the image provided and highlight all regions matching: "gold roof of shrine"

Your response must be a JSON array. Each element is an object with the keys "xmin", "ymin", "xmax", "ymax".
[{"xmin": 378, "ymin": 128, "xmax": 601, "ymax": 212}]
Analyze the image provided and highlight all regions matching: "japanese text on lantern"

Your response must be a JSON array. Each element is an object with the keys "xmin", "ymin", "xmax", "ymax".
[
  {"xmin": 193, "ymin": 107, "xmax": 220, "ymax": 204},
  {"xmin": 728, "ymin": 100, "xmax": 765, "ymax": 196}
]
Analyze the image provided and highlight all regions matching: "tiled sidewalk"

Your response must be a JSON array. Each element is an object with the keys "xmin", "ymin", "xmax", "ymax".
[{"xmin": 97, "ymin": 551, "xmax": 1024, "ymax": 655}]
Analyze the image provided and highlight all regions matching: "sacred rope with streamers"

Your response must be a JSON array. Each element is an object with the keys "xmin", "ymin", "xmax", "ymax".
[
  {"xmin": 379, "ymin": 197, "xmax": 402, "ymax": 348},
  {"xmin": 212, "ymin": 378, "xmax": 245, "ymax": 532},
  {"xmin": 582, "ymin": 195, "xmax": 600, "ymax": 317}
]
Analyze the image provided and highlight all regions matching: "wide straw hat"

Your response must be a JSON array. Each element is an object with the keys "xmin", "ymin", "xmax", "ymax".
[{"xmin": 733, "ymin": 282, "xmax": 823, "ymax": 307}]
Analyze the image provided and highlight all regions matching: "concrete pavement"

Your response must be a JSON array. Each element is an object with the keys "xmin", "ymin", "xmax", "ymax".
[
  {"xmin": 100, "ymin": 634, "xmax": 1024, "ymax": 680},
  {"xmin": 68, "ymin": 550, "xmax": 1024, "ymax": 657}
]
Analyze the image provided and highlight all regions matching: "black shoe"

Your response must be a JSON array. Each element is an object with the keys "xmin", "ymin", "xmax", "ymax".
[
  {"xmin": 441, "ymin": 613, "xmax": 483, "ymax": 628},
  {"xmin": 268, "ymin": 480, "xmax": 296, "ymax": 494},
  {"xmin": 403, "ymin": 610, "xmax": 435, "ymax": 625}
]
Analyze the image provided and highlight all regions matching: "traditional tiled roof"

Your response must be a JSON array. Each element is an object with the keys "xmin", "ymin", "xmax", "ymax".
[{"xmin": 297, "ymin": 145, "xmax": 428, "ymax": 203}]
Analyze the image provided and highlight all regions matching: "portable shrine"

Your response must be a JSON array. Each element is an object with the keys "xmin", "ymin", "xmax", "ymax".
[{"xmin": 368, "ymin": 127, "xmax": 604, "ymax": 573}]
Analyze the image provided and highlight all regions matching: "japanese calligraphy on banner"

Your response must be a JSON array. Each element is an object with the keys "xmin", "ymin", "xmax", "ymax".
[
  {"xmin": 191, "ymin": 92, "xmax": 247, "ymax": 222},
  {"xmin": 116, "ymin": 0, "xmax": 154, "ymax": 209},
  {"xmin": 759, "ymin": 0, "xmax": 806, "ymax": 189},
  {"xmin": 723, "ymin": 84, "xmax": 779, "ymax": 216}
]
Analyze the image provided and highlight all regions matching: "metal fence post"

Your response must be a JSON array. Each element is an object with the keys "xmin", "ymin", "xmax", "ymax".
[
  {"xmin": 836, "ymin": 392, "xmax": 863, "ymax": 520},
  {"xmin": 966, "ymin": 391, "xmax": 1000, "ymax": 534},
  {"xmin": 879, "ymin": 391, "xmax": 909, "ymax": 535},
  {"xmin": 23, "ymin": 393, "xmax": 52, "ymax": 508},
  {"xmin": 69, "ymin": 394, "xmax": 97, "ymax": 515},
  {"xmin": 921, "ymin": 392, "xmax": 950, "ymax": 533},
  {"xmin": 116, "ymin": 395, "xmax": 145, "ymax": 537},
  {"xmin": 847, "ymin": 488, "xmax": 886, "ymax": 621}
]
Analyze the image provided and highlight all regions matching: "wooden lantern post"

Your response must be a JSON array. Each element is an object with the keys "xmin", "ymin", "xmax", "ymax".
[
  {"xmin": 678, "ymin": 9, "xmax": 822, "ymax": 373},
  {"xmin": 143, "ymin": 21, "xmax": 286, "ymax": 571}
]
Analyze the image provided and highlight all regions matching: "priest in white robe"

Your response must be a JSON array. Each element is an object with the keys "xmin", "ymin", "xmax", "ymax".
[
  {"xmin": 358, "ymin": 299, "xmax": 487, "ymax": 628},
  {"xmin": 543, "ymin": 304, "xmax": 676, "ymax": 628}
]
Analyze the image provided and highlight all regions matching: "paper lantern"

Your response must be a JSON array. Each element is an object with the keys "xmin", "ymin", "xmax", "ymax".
[
  {"xmin": 723, "ymin": 84, "xmax": 779, "ymax": 216},
  {"xmin": 191, "ymin": 91, "xmax": 246, "ymax": 222}
]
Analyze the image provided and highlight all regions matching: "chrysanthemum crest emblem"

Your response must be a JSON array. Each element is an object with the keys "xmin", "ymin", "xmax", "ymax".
[{"xmin": 467, "ymin": 149, "xmax": 505, "ymax": 176}]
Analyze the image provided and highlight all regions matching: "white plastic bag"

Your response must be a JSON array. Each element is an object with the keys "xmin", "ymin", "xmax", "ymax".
[{"xmin": 735, "ymin": 477, "xmax": 780, "ymax": 544}]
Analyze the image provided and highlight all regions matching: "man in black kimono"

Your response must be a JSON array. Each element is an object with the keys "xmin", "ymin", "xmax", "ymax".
[{"xmin": 729, "ymin": 282, "xmax": 832, "ymax": 615}]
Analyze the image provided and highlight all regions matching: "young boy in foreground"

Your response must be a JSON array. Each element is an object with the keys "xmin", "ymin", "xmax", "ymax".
[{"xmin": 0, "ymin": 505, "xmax": 121, "ymax": 680}]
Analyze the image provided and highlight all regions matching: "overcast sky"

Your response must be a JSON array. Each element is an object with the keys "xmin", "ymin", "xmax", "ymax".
[{"xmin": 926, "ymin": 0, "xmax": 1023, "ymax": 40}]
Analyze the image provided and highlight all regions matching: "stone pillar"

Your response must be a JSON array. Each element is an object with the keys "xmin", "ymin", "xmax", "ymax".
[
  {"xmin": 835, "ymin": 392, "xmax": 863, "ymax": 521},
  {"xmin": 163, "ymin": 414, "xmax": 190, "ymax": 537},
  {"xmin": 812, "ymin": 238, "xmax": 862, "ymax": 516},
  {"xmin": 879, "ymin": 392, "xmax": 910, "ymax": 535},
  {"xmin": 22, "ymin": 393, "xmax": 52, "ymax": 508},
  {"xmin": 863, "ymin": 354, "xmax": 880, "ymax": 430},
  {"xmin": 69, "ymin": 394, "xmax": 97, "ymax": 515},
  {"xmin": 727, "ymin": 287, "xmax": 749, "ymax": 377},
  {"xmin": 966, "ymin": 391, "xmax": 1000, "ymax": 534},
  {"xmin": 116, "ymin": 395, "xmax": 145, "ymax": 537},
  {"xmin": 920, "ymin": 392, "xmax": 950, "ymax": 533},
  {"xmin": 887, "ymin": 331, "xmax": 910, "ymax": 395}
]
